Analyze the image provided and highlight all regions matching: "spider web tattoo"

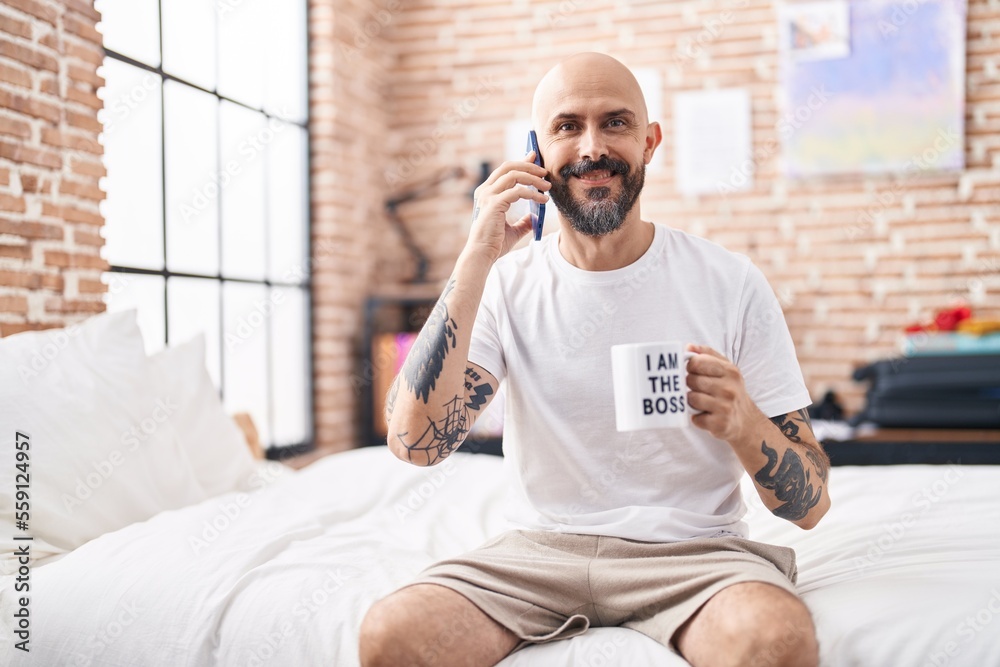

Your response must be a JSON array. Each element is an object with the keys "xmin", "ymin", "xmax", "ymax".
[
  {"xmin": 395, "ymin": 369, "xmax": 494, "ymax": 466},
  {"xmin": 396, "ymin": 395, "xmax": 469, "ymax": 466}
]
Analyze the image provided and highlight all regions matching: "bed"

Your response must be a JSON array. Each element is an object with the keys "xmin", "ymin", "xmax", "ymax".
[{"xmin": 2, "ymin": 311, "xmax": 1000, "ymax": 666}]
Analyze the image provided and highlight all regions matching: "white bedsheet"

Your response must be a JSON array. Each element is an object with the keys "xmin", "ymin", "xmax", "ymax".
[{"xmin": 2, "ymin": 448, "xmax": 999, "ymax": 666}]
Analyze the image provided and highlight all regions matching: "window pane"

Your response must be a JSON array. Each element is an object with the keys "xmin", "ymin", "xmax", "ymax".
[
  {"xmin": 264, "ymin": 0, "xmax": 307, "ymax": 122},
  {"xmin": 222, "ymin": 282, "xmax": 270, "ymax": 445},
  {"xmin": 218, "ymin": 0, "xmax": 265, "ymax": 109},
  {"xmin": 164, "ymin": 81, "xmax": 219, "ymax": 276},
  {"xmin": 162, "ymin": 0, "xmax": 217, "ymax": 91},
  {"xmin": 99, "ymin": 58, "xmax": 163, "ymax": 270},
  {"xmin": 95, "ymin": 0, "xmax": 160, "ymax": 67},
  {"xmin": 270, "ymin": 287, "xmax": 309, "ymax": 445},
  {"xmin": 167, "ymin": 277, "xmax": 222, "ymax": 388},
  {"xmin": 220, "ymin": 102, "xmax": 266, "ymax": 280},
  {"xmin": 267, "ymin": 123, "xmax": 308, "ymax": 283},
  {"xmin": 102, "ymin": 272, "xmax": 165, "ymax": 355}
]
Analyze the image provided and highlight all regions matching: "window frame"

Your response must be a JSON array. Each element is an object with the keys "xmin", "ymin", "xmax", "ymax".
[{"xmin": 101, "ymin": 1, "xmax": 315, "ymax": 458}]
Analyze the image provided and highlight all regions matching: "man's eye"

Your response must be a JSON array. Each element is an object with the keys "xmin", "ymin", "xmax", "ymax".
[
  {"xmin": 558, "ymin": 123, "xmax": 576, "ymax": 131},
  {"xmin": 608, "ymin": 119, "xmax": 625, "ymax": 127}
]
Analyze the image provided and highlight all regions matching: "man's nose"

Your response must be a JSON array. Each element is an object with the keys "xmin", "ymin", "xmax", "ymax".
[{"xmin": 578, "ymin": 126, "xmax": 608, "ymax": 162}]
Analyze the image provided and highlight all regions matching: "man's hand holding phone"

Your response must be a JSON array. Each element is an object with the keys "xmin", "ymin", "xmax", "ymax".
[{"xmin": 467, "ymin": 148, "xmax": 550, "ymax": 264}]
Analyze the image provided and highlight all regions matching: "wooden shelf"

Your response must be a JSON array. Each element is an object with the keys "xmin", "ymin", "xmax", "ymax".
[{"xmin": 851, "ymin": 428, "xmax": 1000, "ymax": 443}]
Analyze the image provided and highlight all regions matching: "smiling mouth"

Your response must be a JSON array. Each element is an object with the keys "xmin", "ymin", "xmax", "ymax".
[{"xmin": 574, "ymin": 169, "xmax": 616, "ymax": 184}]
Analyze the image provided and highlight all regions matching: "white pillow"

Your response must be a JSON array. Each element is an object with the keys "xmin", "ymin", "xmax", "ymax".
[
  {"xmin": 0, "ymin": 310, "xmax": 207, "ymax": 573},
  {"xmin": 147, "ymin": 335, "xmax": 264, "ymax": 496}
]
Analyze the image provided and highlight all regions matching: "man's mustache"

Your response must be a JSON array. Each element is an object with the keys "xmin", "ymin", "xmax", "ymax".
[{"xmin": 558, "ymin": 156, "xmax": 631, "ymax": 180}]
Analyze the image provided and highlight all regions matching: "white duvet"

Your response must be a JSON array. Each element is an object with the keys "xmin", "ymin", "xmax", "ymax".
[{"xmin": 2, "ymin": 448, "xmax": 1000, "ymax": 666}]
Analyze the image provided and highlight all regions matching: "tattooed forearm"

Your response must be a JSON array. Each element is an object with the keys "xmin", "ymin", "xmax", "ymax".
[
  {"xmin": 754, "ymin": 440, "xmax": 823, "ymax": 521},
  {"xmin": 393, "ymin": 367, "xmax": 493, "ymax": 465},
  {"xmin": 805, "ymin": 447, "xmax": 829, "ymax": 483},
  {"xmin": 464, "ymin": 367, "xmax": 493, "ymax": 410},
  {"xmin": 769, "ymin": 409, "xmax": 815, "ymax": 445},
  {"xmin": 770, "ymin": 412, "xmax": 801, "ymax": 443},
  {"xmin": 396, "ymin": 394, "xmax": 469, "ymax": 466},
  {"xmin": 401, "ymin": 281, "xmax": 457, "ymax": 404},
  {"xmin": 770, "ymin": 409, "xmax": 830, "ymax": 485}
]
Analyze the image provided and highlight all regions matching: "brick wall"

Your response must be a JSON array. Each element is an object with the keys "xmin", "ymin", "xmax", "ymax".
[
  {"xmin": 309, "ymin": 0, "xmax": 398, "ymax": 452},
  {"xmin": 379, "ymin": 0, "xmax": 1000, "ymax": 415},
  {"xmin": 0, "ymin": 0, "xmax": 106, "ymax": 336}
]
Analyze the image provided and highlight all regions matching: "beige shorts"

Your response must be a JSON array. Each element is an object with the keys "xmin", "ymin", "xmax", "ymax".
[{"xmin": 404, "ymin": 529, "xmax": 799, "ymax": 654}]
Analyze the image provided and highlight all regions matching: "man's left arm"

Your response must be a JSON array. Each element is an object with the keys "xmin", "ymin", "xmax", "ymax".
[{"xmin": 685, "ymin": 344, "xmax": 831, "ymax": 530}]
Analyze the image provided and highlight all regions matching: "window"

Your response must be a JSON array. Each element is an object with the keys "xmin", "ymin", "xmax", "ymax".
[{"xmin": 96, "ymin": 0, "xmax": 312, "ymax": 454}]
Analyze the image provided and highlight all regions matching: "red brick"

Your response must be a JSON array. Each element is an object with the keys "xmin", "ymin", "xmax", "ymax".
[
  {"xmin": 66, "ymin": 85, "xmax": 102, "ymax": 111},
  {"xmin": 41, "ymin": 127, "xmax": 101, "ymax": 154},
  {"xmin": 0, "ymin": 140, "xmax": 62, "ymax": 169},
  {"xmin": 19, "ymin": 174, "xmax": 38, "ymax": 193},
  {"xmin": 43, "ymin": 250, "xmax": 108, "ymax": 270},
  {"xmin": 0, "ymin": 270, "xmax": 61, "ymax": 290},
  {"xmin": 39, "ymin": 75, "xmax": 59, "ymax": 97},
  {"xmin": 0, "ymin": 321, "xmax": 62, "ymax": 337},
  {"xmin": 0, "ymin": 13, "xmax": 33, "ymax": 40},
  {"xmin": 0, "ymin": 295, "xmax": 29, "ymax": 315},
  {"xmin": 42, "ymin": 273, "xmax": 63, "ymax": 291},
  {"xmin": 70, "ymin": 157, "xmax": 105, "ymax": 178},
  {"xmin": 0, "ymin": 193, "xmax": 26, "ymax": 214},
  {"xmin": 68, "ymin": 63, "xmax": 103, "ymax": 88},
  {"xmin": 0, "ymin": 243, "xmax": 31, "ymax": 260},
  {"xmin": 0, "ymin": 89, "xmax": 60, "ymax": 123},
  {"xmin": 0, "ymin": 116, "xmax": 31, "ymax": 139},
  {"xmin": 0, "ymin": 40, "xmax": 58, "ymax": 73},
  {"xmin": 64, "ymin": 205, "xmax": 103, "ymax": 226},
  {"xmin": 2, "ymin": 0, "xmax": 59, "ymax": 24},
  {"xmin": 0, "ymin": 167, "xmax": 9, "ymax": 186},
  {"xmin": 66, "ymin": 1, "xmax": 101, "ymax": 23},
  {"xmin": 44, "ymin": 297, "xmax": 105, "ymax": 313},
  {"xmin": 60, "ymin": 178, "xmax": 104, "ymax": 201},
  {"xmin": 64, "ymin": 12, "xmax": 102, "ymax": 43},
  {"xmin": 31, "ymin": 176, "xmax": 52, "ymax": 195},
  {"xmin": 66, "ymin": 109, "xmax": 101, "ymax": 133},
  {"xmin": 65, "ymin": 40, "xmax": 102, "ymax": 67},
  {"xmin": 38, "ymin": 31, "xmax": 61, "ymax": 54},
  {"xmin": 0, "ymin": 217, "xmax": 64, "ymax": 240},
  {"xmin": 77, "ymin": 277, "xmax": 105, "ymax": 293},
  {"xmin": 42, "ymin": 202, "xmax": 103, "ymax": 226},
  {"xmin": 71, "ymin": 227, "xmax": 103, "ymax": 246}
]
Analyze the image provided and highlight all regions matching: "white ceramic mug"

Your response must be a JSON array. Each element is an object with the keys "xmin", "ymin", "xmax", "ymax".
[{"xmin": 611, "ymin": 341, "xmax": 696, "ymax": 431}]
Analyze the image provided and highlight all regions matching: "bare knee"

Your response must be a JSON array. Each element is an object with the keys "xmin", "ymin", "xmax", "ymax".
[
  {"xmin": 743, "ymin": 610, "xmax": 818, "ymax": 667},
  {"xmin": 723, "ymin": 590, "xmax": 818, "ymax": 667},
  {"xmin": 358, "ymin": 584, "xmax": 518, "ymax": 667},
  {"xmin": 677, "ymin": 583, "xmax": 819, "ymax": 667},
  {"xmin": 358, "ymin": 596, "xmax": 405, "ymax": 667}
]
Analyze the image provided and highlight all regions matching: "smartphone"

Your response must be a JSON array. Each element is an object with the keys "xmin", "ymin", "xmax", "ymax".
[{"xmin": 526, "ymin": 130, "xmax": 546, "ymax": 241}]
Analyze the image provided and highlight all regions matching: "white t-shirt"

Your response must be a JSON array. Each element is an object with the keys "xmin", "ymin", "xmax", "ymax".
[{"xmin": 467, "ymin": 222, "xmax": 812, "ymax": 543}]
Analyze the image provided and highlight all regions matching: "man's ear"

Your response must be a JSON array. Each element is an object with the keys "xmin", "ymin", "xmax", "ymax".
[{"xmin": 643, "ymin": 121, "xmax": 663, "ymax": 165}]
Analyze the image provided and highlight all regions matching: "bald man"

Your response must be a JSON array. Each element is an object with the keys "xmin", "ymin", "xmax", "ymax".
[{"xmin": 360, "ymin": 53, "xmax": 830, "ymax": 667}]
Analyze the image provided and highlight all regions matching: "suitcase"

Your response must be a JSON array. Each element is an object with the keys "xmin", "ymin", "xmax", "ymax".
[{"xmin": 851, "ymin": 355, "xmax": 1000, "ymax": 428}]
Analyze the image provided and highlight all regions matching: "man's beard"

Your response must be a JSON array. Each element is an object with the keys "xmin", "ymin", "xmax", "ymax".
[{"xmin": 547, "ymin": 156, "xmax": 645, "ymax": 237}]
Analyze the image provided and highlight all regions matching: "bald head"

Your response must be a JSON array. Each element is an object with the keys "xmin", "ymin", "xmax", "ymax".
[{"xmin": 531, "ymin": 53, "xmax": 649, "ymax": 132}]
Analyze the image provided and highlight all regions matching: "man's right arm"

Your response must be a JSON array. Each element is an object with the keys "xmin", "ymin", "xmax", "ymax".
[
  {"xmin": 384, "ymin": 153, "xmax": 550, "ymax": 466},
  {"xmin": 383, "ymin": 255, "xmax": 497, "ymax": 466}
]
